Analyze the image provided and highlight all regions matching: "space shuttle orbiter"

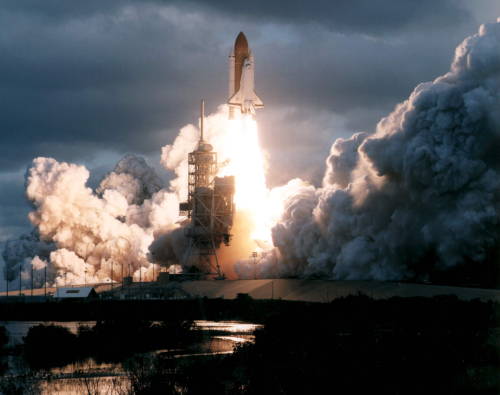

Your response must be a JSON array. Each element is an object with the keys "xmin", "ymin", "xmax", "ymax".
[{"xmin": 228, "ymin": 32, "xmax": 264, "ymax": 119}]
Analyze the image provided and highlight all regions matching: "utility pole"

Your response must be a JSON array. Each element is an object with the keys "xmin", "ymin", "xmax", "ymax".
[
  {"xmin": 31, "ymin": 264, "xmax": 34, "ymax": 297},
  {"xmin": 116, "ymin": 236, "xmax": 131, "ymax": 296},
  {"xmin": 110, "ymin": 260, "xmax": 113, "ymax": 291},
  {"xmin": 129, "ymin": 262, "xmax": 132, "ymax": 299},
  {"xmin": 19, "ymin": 265, "xmax": 22, "ymax": 296},
  {"xmin": 44, "ymin": 266, "xmax": 47, "ymax": 298},
  {"xmin": 251, "ymin": 252, "xmax": 258, "ymax": 279}
]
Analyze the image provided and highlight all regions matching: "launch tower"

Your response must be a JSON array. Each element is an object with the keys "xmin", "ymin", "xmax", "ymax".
[{"xmin": 179, "ymin": 101, "xmax": 235, "ymax": 278}]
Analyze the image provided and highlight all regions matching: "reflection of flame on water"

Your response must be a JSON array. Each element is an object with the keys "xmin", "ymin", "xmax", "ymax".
[
  {"xmin": 194, "ymin": 320, "xmax": 263, "ymax": 333},
  {"xmin": 213, "ymin": 335, "xmax": 251, "ymax": 343}
]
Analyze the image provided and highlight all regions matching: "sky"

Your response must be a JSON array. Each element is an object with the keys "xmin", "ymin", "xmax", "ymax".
[{"xmin": 1, "ymin": 0, "xmax": 500, "ymax": 242}]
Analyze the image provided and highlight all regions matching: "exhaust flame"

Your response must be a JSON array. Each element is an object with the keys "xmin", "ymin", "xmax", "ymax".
[{"xmin": 218, "ymin": 116, "xmax": 277, "ymax": 246}]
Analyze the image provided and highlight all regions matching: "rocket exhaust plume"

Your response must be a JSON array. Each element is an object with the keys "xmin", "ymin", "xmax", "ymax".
[{"xmin": 3, "ymin": 21, "xmax": 500, "ymax": 288}]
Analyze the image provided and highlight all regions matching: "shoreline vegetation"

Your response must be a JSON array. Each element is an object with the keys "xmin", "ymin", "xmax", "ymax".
[{"xmin": 0, "ymin": 294, "xmax": 499, "ymax": 394}]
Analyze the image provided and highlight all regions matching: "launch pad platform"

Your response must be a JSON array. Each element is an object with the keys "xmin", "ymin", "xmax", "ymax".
[{"xmin": 4, "ymin": 279, "xmax": 499, "ymax": 303}]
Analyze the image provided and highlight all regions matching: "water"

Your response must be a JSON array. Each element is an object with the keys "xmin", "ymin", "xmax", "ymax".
[
  {"xmin": 194, "ymin": 320, "xmax": 261, "ymax": 333},
  {"xmin": 0, "ymin": 320, "xmax": 262, "ymax": 394},
  {"xmin": 0, "ymin": 320, "xmax": 262, "ymax": 345},
  {"xmin": 38, "ymin": 376, "xmax": 129, "ymax": 395}
]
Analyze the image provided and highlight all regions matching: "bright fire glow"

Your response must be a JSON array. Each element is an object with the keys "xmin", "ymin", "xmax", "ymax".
[{"xmin": 216, "ymin": 114, "xmax": 282, "ymax": 249}]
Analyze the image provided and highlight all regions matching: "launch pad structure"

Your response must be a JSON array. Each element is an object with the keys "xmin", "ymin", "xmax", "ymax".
[
  {"xmin": 179, "ymin": 100, "xmax": 235, "ymax": 278},
  {"xmin": 176, "ymin": 33, "xmax": 261, "ymax": 279}
]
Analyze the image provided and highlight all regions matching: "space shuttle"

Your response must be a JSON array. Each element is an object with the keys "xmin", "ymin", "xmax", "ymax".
[{"xmin": 228, "ymin": 32, "xmax": 264, "ymax": 119}]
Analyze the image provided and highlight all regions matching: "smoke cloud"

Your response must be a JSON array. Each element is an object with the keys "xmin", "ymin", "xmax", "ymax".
[
  {"xmin": 1, "ymin": 154, "xmax": 176, "ymax": 289},
  {"xmin": 2, "ymin": 106, "xmax": 271, "ymax": 287},
  {"xmin": 237, "ymin": 18, "xmax": 500, "ymax": 282},
  {"xmin": 2, "ymin": 230, "xmax": 55, "ymax": 287}
]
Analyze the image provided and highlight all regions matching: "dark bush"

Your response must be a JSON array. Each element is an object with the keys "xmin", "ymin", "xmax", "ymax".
[
  {"xmin": 23, "ymin": 324, "xmax": 78, "ymax": 368},
  {"xmin": 0, "ymin": 326, "xmax": 9, "ymax": 352},
  {"xmin": 229, "ymin": 295, "xmax": 499, "ymax": 395}
]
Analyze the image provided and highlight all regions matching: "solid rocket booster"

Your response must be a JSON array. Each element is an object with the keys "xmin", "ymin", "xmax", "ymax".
[{"xmin": 228, "ymin": 32, "xmax": 264, "ymax": 119}]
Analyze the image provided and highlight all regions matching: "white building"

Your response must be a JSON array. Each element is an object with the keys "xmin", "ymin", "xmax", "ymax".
[{"xmin": 55, "ymin": 287, "xmax": 98, "ymax": 299}]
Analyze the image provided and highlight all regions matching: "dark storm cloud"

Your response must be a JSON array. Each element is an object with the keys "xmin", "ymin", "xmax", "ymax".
[
  {"xmin": 0, "ymin": 174, "xmax": 31, "ymax": 241},
  {"xmin": 0, "ymin": 0, "xmax": 473, "ymax": 172},
  {"xmin": 168, "ymin": 0, "xmax": 471, "ymax": 35},
  {"xmin": 0, "ymin": 0, "xmax": 123, "ymax": 19},
  {"xmin": 257, "ymin": 28, "xmax": 457, "ymax": 111},
  {"xmin": 4, "ymin": 0, "xmax": 470, "ymax": 34},
  {"xmin": 0, "ymin": 3, "xmax": 223, "ymax": 170}
]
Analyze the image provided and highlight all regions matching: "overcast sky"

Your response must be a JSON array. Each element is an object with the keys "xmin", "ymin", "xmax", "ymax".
[{"xmin": 1, "ymin": 0, "xmax": 500, "ymax": 241}]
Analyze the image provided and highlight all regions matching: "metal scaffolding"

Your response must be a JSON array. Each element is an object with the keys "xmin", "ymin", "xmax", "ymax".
[{"xmin": 179, "ymin": 100, "xmax": 234, "ymax": 278}]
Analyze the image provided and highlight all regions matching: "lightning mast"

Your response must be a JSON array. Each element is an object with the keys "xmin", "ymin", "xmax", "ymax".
[{"xmin": 179, "ymin": 100, "xmax": 234, "ymax": 278}]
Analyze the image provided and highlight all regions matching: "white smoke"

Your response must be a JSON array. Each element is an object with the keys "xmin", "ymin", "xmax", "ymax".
[
  {"xmin": 238, "ymin": 18, "xmax": 500, "ymax": 282},
  {"xmin": 0, "ymin": 154, "xmax": 176, "ymax": 287},
  {"xmin": 97, "ymin": 154, "xmax": 163, "ymax": 205}
]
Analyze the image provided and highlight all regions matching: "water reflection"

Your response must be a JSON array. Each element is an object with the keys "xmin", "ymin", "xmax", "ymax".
[
  {"xmin": 194, "ymin": 320, "xmax": 262, "ymax": 333},
  {"xmin": 38, "ymin": 375, "xmax": 130, "ymax": 395},
  {"xmin": 0, "ymin": 320, "xmax": 261, "ymax": 394}
]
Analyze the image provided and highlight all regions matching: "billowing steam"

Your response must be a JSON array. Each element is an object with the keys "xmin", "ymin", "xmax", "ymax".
[
  {"xmin": 236, "ymin": 18, "xmax": 500, "ymax": 282},
  {"xmin": 2, "ymin": 108, "xmax": 283, "ymax": 287},
  {"xmin": 2, "ymin": 230, "xmax": 55, "ymax": 287},
  {"xmin": 3, "ymin": 153, "xmax": 189, "ymax": 289},
  {"xmin": 97, "ymin": 155, "xmax": 163, "ymax": 205},
  {"xmin": 3, "ymin": 19, "xmax": 500, "ymax": 288},
  {"xmin": 22, "ymin": 155, "xmax": 163, "ymax": 286}
]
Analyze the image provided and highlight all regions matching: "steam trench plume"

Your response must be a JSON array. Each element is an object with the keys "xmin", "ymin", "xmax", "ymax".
[{"xmin": 236, "ymin": 19, "xmax": 500, "ymax": 283}]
